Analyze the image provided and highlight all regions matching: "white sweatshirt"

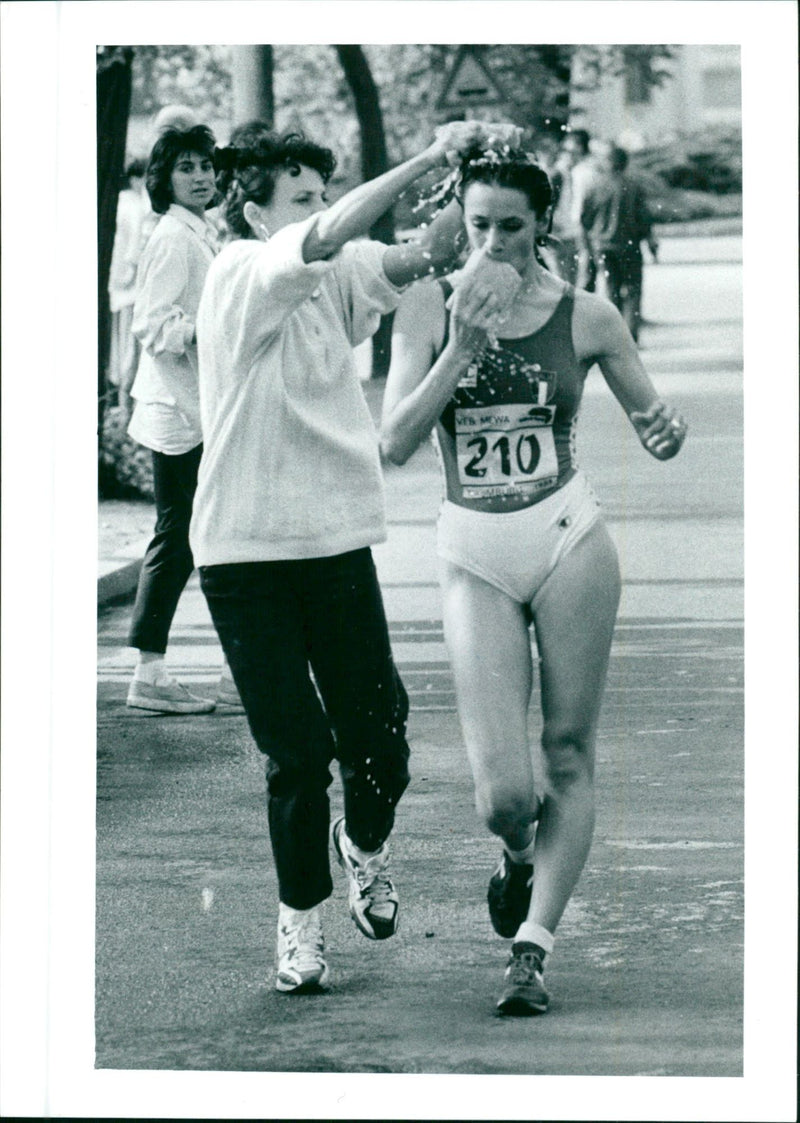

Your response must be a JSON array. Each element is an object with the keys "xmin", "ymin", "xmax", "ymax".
[
  {"xmin": 128, "ymin": 204, "xmax": 219, "ymax": 454},
  {"xmin": 189, "ymin": 216, "xmax": 403, "ymax": 565}
]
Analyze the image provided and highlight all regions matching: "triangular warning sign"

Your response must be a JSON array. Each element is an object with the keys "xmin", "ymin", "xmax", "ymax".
[{"xmin": 436, "ymin": 47, "xmax": 508, "ymax": 110}]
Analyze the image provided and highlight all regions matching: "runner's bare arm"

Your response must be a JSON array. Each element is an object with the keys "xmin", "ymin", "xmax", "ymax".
[
  {"xmin": 574, "ymin": 293, "xmax": 687, "ymax": 460},
  {"xmin": 380, "ymin": 284, "xmax": 447, "ymax": 465}
]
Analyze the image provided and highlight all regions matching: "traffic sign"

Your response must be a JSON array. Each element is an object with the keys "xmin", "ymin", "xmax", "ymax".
[{"xmin": 436, "ymin": 46, "xmax": 509, "ymax": 110}]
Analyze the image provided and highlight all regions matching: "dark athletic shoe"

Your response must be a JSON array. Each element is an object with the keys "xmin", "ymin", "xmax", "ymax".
[
  {"xmin": 496, "ymin": 941, "xmax": 550, "ymax": 1016},
  {"xmin": 487, "ymin": 851, "xmax": 534, "ymax": 938}
]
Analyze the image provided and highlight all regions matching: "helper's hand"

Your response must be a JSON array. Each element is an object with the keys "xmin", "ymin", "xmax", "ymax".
[
  {"xmin": 430, "ymin": 120, "xmax": 523, "ymax": 167},
  {"xmin": 631, "ymin": 400, "xmax": 687, "ymax": 460}
]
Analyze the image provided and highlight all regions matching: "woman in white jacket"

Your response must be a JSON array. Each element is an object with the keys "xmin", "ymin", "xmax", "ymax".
[{"xmin": 126, "ymin": 124, "xmax": 238, "ymax": 713}]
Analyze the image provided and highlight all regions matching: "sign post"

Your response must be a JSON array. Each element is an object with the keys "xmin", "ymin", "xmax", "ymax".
[{"xmin": 436, "ymin": 46, "xmax": 509, "ymax": 113}]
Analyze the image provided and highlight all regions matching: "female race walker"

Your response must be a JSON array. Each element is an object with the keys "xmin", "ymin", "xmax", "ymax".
[
  {"xmin": 381, "ymin": 145, "xmax": 687, "ymax": 1016},
  {"xmin": 189, "ymin": 122, "xmax": 507, "ymax": 994},
  {"xmin": 125, "ymin": 124, "xmax": 240, "ymax": 713}
]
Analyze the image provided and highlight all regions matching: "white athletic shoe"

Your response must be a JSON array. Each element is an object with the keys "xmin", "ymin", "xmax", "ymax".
[
  {"xmin": 126, "ymin": 676, "xmax": 215, "ymax": 714},
  {"xmin": 275, "ymin": 903, "xmax": 329, "ymax": 993},
  {"xmin": 331, "ymin": 816, "xmax": 399, "ymax": 940}
]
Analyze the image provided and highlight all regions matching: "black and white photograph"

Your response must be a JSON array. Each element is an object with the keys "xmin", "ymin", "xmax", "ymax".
[{"xmin": 1, "ymin": 2, "xmax": 797, "ymax": 1120}]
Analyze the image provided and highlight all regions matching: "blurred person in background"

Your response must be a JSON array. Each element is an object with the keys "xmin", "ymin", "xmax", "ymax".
[
  {"xmin": 125, "ymin": 124, "xmax": 241, "ymax": 714},
  {"xmin": 548, "ymin": 128, "xmax": 598, "ymax": 289},
  {"xmin": 107, "ymin": 158, "xmax": 149, "ymax": 419},
  {"xmin": 582, "ymin": 144, "xmax": 658, "ymax": 343},
  {"xmin": 153, "ymin": 103, "xmax": 200, "ymax": 137}
]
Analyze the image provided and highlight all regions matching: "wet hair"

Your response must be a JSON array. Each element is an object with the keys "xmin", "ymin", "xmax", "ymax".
[
  {"xmin": 455, "ymin": 144, "xmax": 554, "ymax": 221},
  {"xmin": 215, "ymin": 130, "xmax": 337, "ymax": 239},
  {"xmin": 145, "ymin": 125, "xmax": 217, "ymax": 214}
]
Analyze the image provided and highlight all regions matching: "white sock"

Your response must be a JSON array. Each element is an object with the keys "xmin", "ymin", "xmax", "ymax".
[
  {"xmin": 514, "ymin": 920, "xmax": 554, "ymax": 955},
  {"xmin": 507, "ymin": 833, "xmax": 536, "ymax": 865},
  {"xmin": 342, "ymin": 823, "xmax": 382, "ymax": 862},
  {"xmin": 279, "ymin": 901, "xmax": 317, "ymax": 922},
  {"xmin": 133, "ymin": 656, "xmax": 168, "ymax": 685}
]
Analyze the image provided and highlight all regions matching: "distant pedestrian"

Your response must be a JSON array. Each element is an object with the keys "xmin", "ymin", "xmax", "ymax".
[
  {"xmin": 189, "ymin": 121, "xmax": 514, "ymax": 995},
  {"xmin": 582, "ymin": 145, "xmax": 658, "ymax": 342},
  {"xmin": 548, "ymin": 128, "xmax": 599, "ymax": 289},
  {"xmin": 107, "ymin": 158, "xmax": 149, "ymax": 419},
  {"xmin": 152, "ymin": 104, "xmax": 200, "ymax": 138},
  {"xmin": 126, "ymin": 124, "xmax": 241, "ymax": 714},
  {"xmin": 381, "ymin": 144, "xmax": 687, "ymax": 1016}
]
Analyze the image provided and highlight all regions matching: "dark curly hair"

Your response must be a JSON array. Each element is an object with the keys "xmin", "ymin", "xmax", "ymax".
[
  {"xmin": 455, "ymin": 144, "xmax": 553, "ymax": 221},
  {"xmin": 145, "ymin": 125, "xmax": 217, "ymax": 215},
  {"xmin": 215, "ymin": 130, "xmax": 337, "ymax": 239}
]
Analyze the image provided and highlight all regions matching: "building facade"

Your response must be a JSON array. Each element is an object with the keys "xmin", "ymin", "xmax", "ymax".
[{"xmin": 571, "ymin": 45, "xmax": 741, "ymax": 150}]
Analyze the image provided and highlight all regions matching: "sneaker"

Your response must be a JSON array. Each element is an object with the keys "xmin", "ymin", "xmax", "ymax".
[
  {"xmin": 487, "ymin": 851, "xmax": 534, "ymax": 938},
  {"xmin": 126, "ymin": 676, "xmax": 216, "ymax": 714},
  {"xmin": 330, "ymin": 816, "xmax": 398, "ymax": 940},
  {"xmin": 216, "ymin": 672, "xmax": 244, "ymax": 709},
  {"xmin": 275, "ymin": 904, "xmax": 329, "ymax": 993},
  {"xmin": 496, "ymin": 941, "xmax": 550, "ymax": 1016}
]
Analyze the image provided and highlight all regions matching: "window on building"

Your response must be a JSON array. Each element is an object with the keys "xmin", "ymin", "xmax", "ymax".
[{"xmin": 702, "ymin": 67, "xmax": 741, "ymax": 109}]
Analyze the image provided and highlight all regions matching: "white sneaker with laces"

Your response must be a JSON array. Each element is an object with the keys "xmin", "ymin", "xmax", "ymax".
[
  {"xmin": 126, "ymin": 675, "xmax": 215, "ymax": 714},
  {"xmin": 330, "ymin": 816, "xmax": 399, "ymax": 940},
  {"xmin": 275, "ymin": 903, "xmax": 329, "ymax": 993}
]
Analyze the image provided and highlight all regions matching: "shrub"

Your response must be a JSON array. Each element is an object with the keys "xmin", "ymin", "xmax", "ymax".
[
  {"xmin": 98, "ymin": 406, "xmax": 154, "ymax": 499},
  {"xmin": 633, "ymin": 126, "xmax": 742, "ymax": 195}
]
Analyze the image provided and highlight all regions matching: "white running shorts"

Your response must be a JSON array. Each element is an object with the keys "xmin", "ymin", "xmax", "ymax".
[{"xmin": 436, "ymin": 470, "xmax": 602, "ymax": 607}]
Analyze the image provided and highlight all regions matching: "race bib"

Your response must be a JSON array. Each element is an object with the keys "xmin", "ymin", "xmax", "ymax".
[{"xmin": 455, "ymin": 403, "xmax": 558, "ymax": 498}]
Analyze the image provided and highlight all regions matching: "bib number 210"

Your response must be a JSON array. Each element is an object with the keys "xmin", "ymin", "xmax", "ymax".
[{"xmin": 464, "ymin": 433, "xmax": 540, "ymax": 478}]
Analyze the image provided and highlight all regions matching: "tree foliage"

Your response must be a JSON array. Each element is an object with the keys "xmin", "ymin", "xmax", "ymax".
[
  {"xmin": 130, "ymin": 45, "xmax": 233, "ymax": 118},
  {"xmin": 125, "ymin": 43, "xmax": 680, "ymax": 177}
]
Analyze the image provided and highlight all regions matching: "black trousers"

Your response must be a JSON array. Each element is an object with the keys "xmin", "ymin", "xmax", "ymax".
[
  {"xmin": 128, "ymin": 444, "xmax": 202, "ymax": 653},
  {"xmin": 200, "ymin": 549, "xmax": 411, "ymax": 910},
  {"xmin": 597, "ymin": 249, "xmax": 644, "ymax": 341}
]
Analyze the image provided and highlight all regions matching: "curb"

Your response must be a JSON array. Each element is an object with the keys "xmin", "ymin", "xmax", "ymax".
[
  {"xmin": 655, "ymin": 216, "xmax": 742, "ymax": 238},
  {"xmin": 98, "ymin": 559, "xmax": 142, "ymax": 607}
]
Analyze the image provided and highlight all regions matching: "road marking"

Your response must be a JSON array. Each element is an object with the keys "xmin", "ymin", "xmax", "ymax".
[{"xmin": 606, "ymin": 840, "xmax": 741, "ymax": 850}]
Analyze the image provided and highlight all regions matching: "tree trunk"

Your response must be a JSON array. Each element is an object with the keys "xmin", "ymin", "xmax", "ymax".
[
  {"xmin": 231, "ymin": 45, "xmax": 274, "ymax": 126},
  {"xmin": 335, "ymin": 45, "xmax": 394, "ymax": 378},
  {"xmin": 97, "ymin": 47, "xmax": 133, "ymax": 437},
  {"xmin": 535, "ymin": 46, "xmax": 572, "ymax": 137}
]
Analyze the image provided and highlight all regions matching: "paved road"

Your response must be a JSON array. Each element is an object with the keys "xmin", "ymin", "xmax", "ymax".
[{"xmin": 96, "ymin": 248, "xmax": 743, "ymax": 1076}]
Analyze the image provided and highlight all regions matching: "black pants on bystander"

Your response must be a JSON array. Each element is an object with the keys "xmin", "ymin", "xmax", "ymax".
[{"xmin": 200, "ymin": 548, "xmax": 410, "ymax": 910}]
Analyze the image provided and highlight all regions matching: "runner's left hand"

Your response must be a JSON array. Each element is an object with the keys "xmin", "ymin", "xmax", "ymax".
[{"xmin": 631, "ymin": 400, "xmax": 687, "ymax": 460}]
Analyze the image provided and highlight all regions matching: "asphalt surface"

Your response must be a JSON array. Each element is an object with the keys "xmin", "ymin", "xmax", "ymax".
[{"xmin": 96, "ymin": 240, "xmax": 744, "ymax": 1077}]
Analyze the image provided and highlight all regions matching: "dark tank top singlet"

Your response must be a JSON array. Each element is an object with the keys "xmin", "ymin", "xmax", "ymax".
[{"xmin": 438, "ymin": 279, "xmax": 587, "ymax": 505}]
